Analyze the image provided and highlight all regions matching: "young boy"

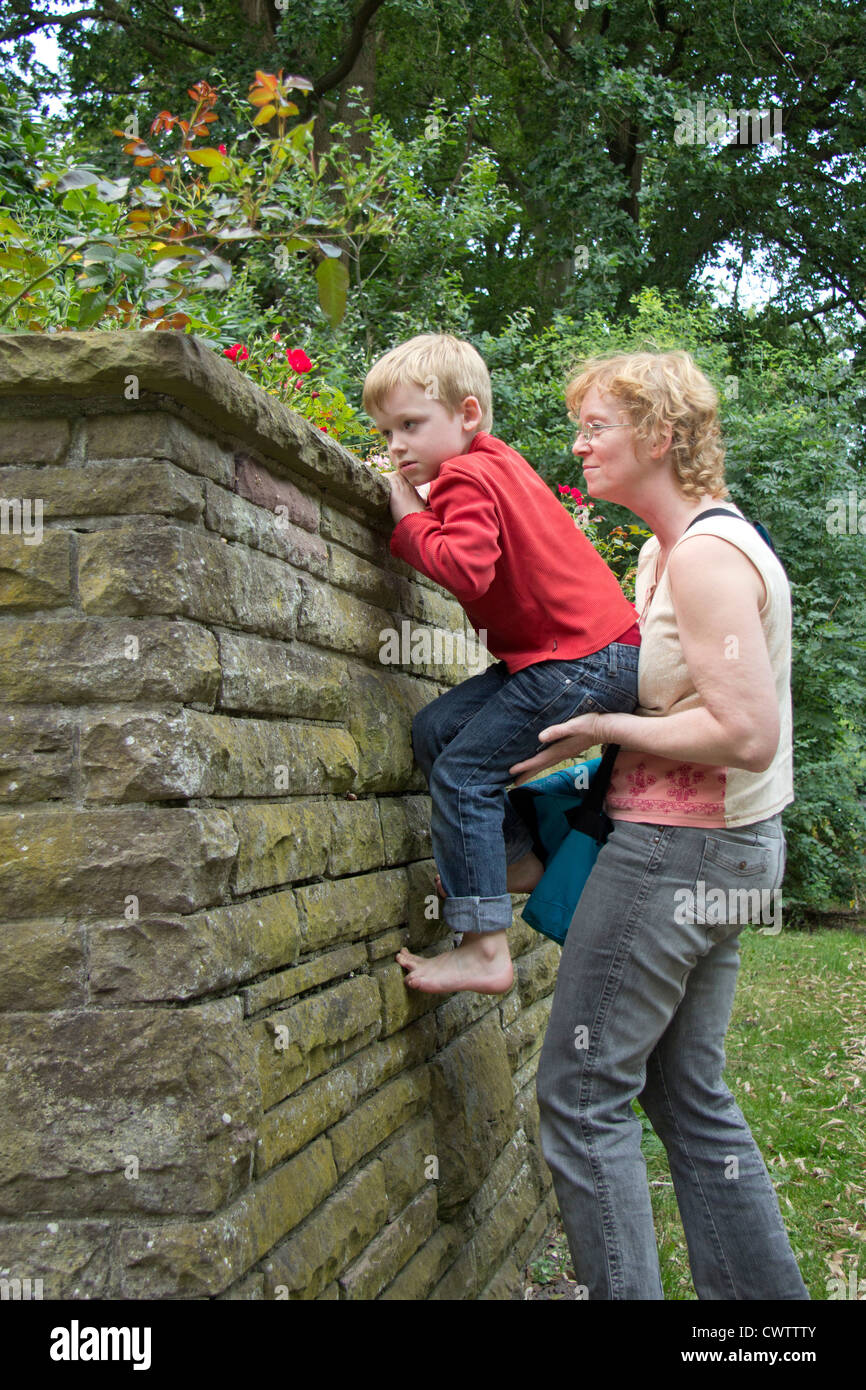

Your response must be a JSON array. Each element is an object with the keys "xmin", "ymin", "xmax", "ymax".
[{"xmin": 363, "ymin": 333, "xmax": 640, "ymax": 995}]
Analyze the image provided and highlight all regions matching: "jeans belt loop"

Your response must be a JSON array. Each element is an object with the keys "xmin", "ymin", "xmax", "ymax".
[{"xmin": 608, "ymin": 643, "xmax": 618, "ymax": 676}]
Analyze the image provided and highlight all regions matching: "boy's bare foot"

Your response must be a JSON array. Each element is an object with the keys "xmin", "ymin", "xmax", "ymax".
[
  {"xmin": 396, "ymin": 930, "xmax": 514, "ymax": 995},
  {"xmin": 433, "ymin": 851, "xmax": 544, "ymax": 902}
]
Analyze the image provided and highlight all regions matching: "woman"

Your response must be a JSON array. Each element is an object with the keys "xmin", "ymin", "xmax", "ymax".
[{"xmin": 509, "ymin": 350, "xmax": 810, "ymax": 1300}]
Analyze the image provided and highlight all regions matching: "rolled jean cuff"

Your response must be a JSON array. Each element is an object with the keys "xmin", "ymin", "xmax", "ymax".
[{"xmin": 443, "ymin": 892, "xmax": 514, "ymax": 934}]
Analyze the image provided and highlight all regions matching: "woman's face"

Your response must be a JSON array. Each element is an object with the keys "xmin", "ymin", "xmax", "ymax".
[{"xmin": 572, "ymin": 385, "xmax": 652, "ymax": 506}]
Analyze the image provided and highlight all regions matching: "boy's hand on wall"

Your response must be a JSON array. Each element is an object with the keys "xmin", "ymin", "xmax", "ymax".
[{"xmin": 385, "ymin": 469, "xmax": 430, "ymax": 524}]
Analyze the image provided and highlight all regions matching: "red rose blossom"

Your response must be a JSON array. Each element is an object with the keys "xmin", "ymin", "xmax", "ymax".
[
  {"xmin": 286, "ymin": 348, "xmax": 313, "ymax": 373},
  {"xmin": 570, "ymin": 487, "xmax": 583, "ymax": 502},
  {"xmin": 223, "ymin": 344, "xmax": 248, "ymax": 363},
  {"xmin": 218, "ymin": 144, "xmax": 227, "ymax": 154},
  {"xmin": 557, "ymin": 483, "xmax": 570, "ymax": 494}
]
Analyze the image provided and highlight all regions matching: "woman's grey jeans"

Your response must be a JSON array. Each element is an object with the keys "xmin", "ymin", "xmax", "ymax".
[{"xmin": 535, "ymin": 811, "xmax": 810, "ymax": 1299}]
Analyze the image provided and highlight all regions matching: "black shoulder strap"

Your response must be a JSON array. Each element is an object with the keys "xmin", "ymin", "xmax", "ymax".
[
  {"xmin": 564, "ymin": 741, "xmax": 619, "ymax": 842},
  {"xmin": 683, "ymin": 507, "xmax": 777, "ymax": 554},
  {"xmin": 683, "ymin": 507, "xmax": 741, "ymax": 531}
]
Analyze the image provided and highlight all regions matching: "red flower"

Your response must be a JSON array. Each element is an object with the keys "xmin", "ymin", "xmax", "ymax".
[
  {"xmin": 272, "ymin": 330, "xmax": 282, "ymax": 342},
  {"xmin": 319, "ymin": 425, "xmax": 328, "ymax": 433},
  {"xmin": 223, "ymin": 343, "xmax": 248, "ymax": 363},
  {"xmin": 557, "ymin": 483, "xmax": 570, "ymax": 494},
  {"xmin": 218, "ymin": 144, "xmax": 227, "ymax": 154},
  {"xmin": 286, "ymin": 348, "xmax": 312, "ymax": 373},
  {"xmin": 570, "ymin": 487, "xmax": 583, "ymax": 503}
]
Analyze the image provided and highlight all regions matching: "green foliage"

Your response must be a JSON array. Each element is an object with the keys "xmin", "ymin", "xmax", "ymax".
[{"xmin": 0, "ymin": 72, "xmax": 399, "ymax": 332}]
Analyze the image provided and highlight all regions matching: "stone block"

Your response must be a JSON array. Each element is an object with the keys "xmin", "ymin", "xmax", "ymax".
[
  {"xmin": 233, "ymin": 454, "xmax": 319, "ymax": 532},
  {"xmin": 241, "ymin": 943, "xmax": 366, "ymax": 1017},
  {"xmin": 254, "ymin": 975, "xmax": 382, "ymax": 1107},
  {"xmin": 0, "ymin": 529, "xmax": 71, "ymax": 610},
  {"xmin": 0, "ymin": 707, "xmax": 76, "ymax": 803},
  {"xmin": 204, "ymin": 477, "xmax": 327, "ymax": 574},
  {"xmin": 365, "ymin": 926, "xmax": 409, "ymax": 962},
  {"xmin": 80, "ymin": 706, "xmax": 358, "ymax": 800},
  {"xmin": 0, "ymin": 998, "xmax": 259, "ymax": 1216},
  {"xmin": 503, "ymin": 996, "xmax": 553, "ymax": 1072},
  {"xmin": 372, "ymin": 961, "xmax": 441, "ymax": 1037},
  {"xmin": 295, "ymin": 573, "xmax": 396, "ymax": 664},
  {"xmin": 327, "ymin": 1069, "xmax": 429, "ymax": 1177},
  {"xmin": 216, "ymin": 631, "xmax": 350, "ymax": 720},
  {"xmin": 0, "ymin": 806, "xmax": 238, "ymax": 919},
  {"xmin": 378, "ymin": 794, "xmax": 432, "ymax": 864},
  {"xmin": 377, "ymin": 1114, "xmax": 436, "ymax": 1222},
  {"xmin": 515, "ymin": 940, "xmax": 561, "ymax": 1008},
  {"xmin": 86, "ymin": 410, "xmax": 234, "ymax": 486},
  {"xmin": 342, "ymin": 665, "xmax": 436, "ymax": 793},
  {"xmin": 405, "ymin": 861, "xmax": 453, "ymax": 950},
  {"xmin": 88, "ymin": 890, "xmax": 302, "ymax": 1004},
  {"xmin": 0, "ymin": 460, "xmax": 204, "ymax": 522},
  {"xmin": 262, "ymin": 1159, "xmax": 388, "ymax": 1300},
  {"xmin": 0, "ymin": 918, "xmax": 85, "ymax": 1011},
  {"xmin": 0, "ymin": 618, "xmax": 220, "ymax": 705},
  {"xmin": 116, "ymin": 1135, "xmax": 337, "ymax": 1297},
  {"xmin": 339, "ymin": 1185, "xmax": 437, "ymax": 1299},
  {"xmin": 328, "ymin": 543, "xmax": 410, "ymax": 613},
  {"xmin": 78, "ymin": 522, "xmax": 300, "ymax": 637},
  {"xmin": 0, "ymin": 416, "xmax": 70, "ymax": 464},
  {"xmin": 428, "ymin": 1013, "xmax": 516, "ymax": 1217},
  {"xmin": 0, "ymin": 1220, "xmax": 112, "ymax": 1299},
  {"xmin": 319, "ymin": 502, "xmax": 390, "ymax": 564},
  {"xmin": 295, "ymin": 869, "xmax": 408, "ymax": 953},
  {"xmin": 230, "ymin": 799, "xmax": 332, "ymax": 895},
  {"xmin": 327, "ymin": 797, "xmax": 385, "ymax": 876}
]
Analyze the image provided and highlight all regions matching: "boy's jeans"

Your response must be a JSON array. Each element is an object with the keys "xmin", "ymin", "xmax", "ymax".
[
  {"xmin": 536, "ymin": 813, "xmax": 810, "ymax": 1299},
  {"xmin": 410, "ymin": 641, "xmax": 640, "ymax": 934}
]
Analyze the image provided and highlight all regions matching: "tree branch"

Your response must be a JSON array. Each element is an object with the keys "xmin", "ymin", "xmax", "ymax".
[
  {"xmin": 312, "ymin": 0, "xmax": 388, "ymax": 97},
  {"xmin": 0, "ymin": 9, "xmax": 103, "ymax": 43},
  {"xmin": 0, "ymin": 2, "xmax": 218, "ymax": 56}
]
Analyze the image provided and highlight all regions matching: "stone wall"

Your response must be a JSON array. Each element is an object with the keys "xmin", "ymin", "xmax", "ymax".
[{"xmin": 0, "ymin": 332, "xmax": 560, "ymax": 1300}]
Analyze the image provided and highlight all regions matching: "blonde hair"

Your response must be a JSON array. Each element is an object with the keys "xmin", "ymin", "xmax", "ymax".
[
  {"xmin": 363, "ymin": 333, "xmax": 493, "ymax": 431},
  {"xmin": 564, "ymin": 350, "xmax": 729, "ymax": 501}
]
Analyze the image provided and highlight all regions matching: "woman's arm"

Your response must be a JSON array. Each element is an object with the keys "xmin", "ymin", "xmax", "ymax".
[{"xmin": 511, "ymin": 535, "xmax": 780, "ymax": 782}]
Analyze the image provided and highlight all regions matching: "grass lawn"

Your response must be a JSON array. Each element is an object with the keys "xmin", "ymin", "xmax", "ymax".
[{"xmin": 524, "ymin": 926, "xmax": 866, "ymax": 1300}]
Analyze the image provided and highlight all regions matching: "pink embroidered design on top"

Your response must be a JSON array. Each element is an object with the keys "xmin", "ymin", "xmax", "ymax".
[
  {"xmin": 664, "ymin": 766, "xmax": 706, "ymax": 803},
  {"xmin": 626, "ymin": 762, "xmax": 658, "ymax": 795}
]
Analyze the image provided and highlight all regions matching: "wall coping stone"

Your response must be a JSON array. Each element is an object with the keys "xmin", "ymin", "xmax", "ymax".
[{"xmin": 0, "ymin": 331, "xmax": 391, "ymax": 516}]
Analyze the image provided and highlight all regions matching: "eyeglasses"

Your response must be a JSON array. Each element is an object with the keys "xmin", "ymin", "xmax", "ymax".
[{"xmin": 574, "ymin": 422, "xmax": 634, "ymax": 443}]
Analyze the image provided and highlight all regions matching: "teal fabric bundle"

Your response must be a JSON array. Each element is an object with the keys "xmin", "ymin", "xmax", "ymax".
[{"xmin": 506, "ymin": 745, "xmax": 618, "ymax": 945}]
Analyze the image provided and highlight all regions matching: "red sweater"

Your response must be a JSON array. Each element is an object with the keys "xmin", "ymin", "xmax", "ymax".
[{"xmin": 389, "ymin": 431, "xmax": 639, "ymax": 675}]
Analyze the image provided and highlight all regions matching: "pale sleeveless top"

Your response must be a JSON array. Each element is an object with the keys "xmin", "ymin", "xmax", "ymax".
[{"xmin": 605, "ymin": 505, "xmax": 794, "ymax": 828}]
